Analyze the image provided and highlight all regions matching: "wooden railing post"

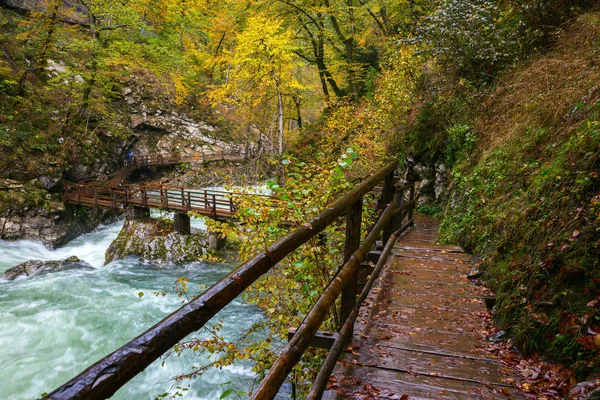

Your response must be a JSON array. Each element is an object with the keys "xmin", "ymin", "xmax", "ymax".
[
  {"xmin": 163, "ymin": 189, "xmax": 169, "ymax": 209},
  {"xmin": 381, "ymin": 171, "xmax": 396, "ymax": 245},
  {"xmin": 187, "ymin": 191, "xmax": 192, "ymax": 211},
  {"xmin": 408, "ymin": 182, "xmax": 415, "ymax": 225},
  {"xmin": 212, "ymin": 194, "xmax": 217, "ymax": 217},
  {"xmin": 340, "ymin": 197, "xmax": 363, "ymax": 331},
  {"xmin": 392, "ymin": 185, "xmax": 405, "ymax": 231},
  {"xmin": 142, "ymin": 188, "xmax": 148, "ymax": 207},
  {"xmin": 181, "ymin": 188, "xmax": 185, "ymax": 208}
]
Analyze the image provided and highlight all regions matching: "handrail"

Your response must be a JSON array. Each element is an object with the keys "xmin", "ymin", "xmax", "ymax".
[
  {"xmin": 252, "ymin": 198, "xmax": 401, "ymax": 399},
  {"xmin": 251, "ymin": 189, "xmax": 418, "ymax": 399},
  {"xmin": 62, "ymin": 183, "xmax": 283, "ymax": 219},
  {"xmin": 43, "ymin": 161, "xmax": 400, "ymax": 400},
  {"xmin": 307, "ymin": 203, "xmax": 418, "ymax": 400}
]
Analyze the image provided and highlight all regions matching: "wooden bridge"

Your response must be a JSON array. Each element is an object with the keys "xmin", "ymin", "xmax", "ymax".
[
  {"xmin": 125, "ymin": 149, "xmax": 245, "ymax": 171},
  {"xmin": 45, "ymin": 161, "xmax": 525, "ymax": 399},
  {"xmin": 64, "ymin": 183, "xmax": 250, "ymax": 220},
  {"xmin": 98, "ymin": 149, "xmax": 246, "ymax": 187},
  {"xmin": 63, "ymin": 149, "xmax": 256, "ymax": 227}
]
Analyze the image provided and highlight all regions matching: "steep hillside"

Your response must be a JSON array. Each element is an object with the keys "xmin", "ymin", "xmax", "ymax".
[
  {"xmin": 440, "ymin": 12, "xmax": 600, "ymax": 375},
  {"xmin": 0, "ymin": 5, "xmax": 238, "ymax": 247}
]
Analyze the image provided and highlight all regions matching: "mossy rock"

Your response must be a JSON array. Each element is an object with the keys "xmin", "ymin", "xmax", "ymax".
[
  {"xmin": 2, "ymin": 256, "xmax": 93, "ymax": 280},
  {"xmin": 105, "ymin": 218, "xmax": 210, "ymax": 264}
]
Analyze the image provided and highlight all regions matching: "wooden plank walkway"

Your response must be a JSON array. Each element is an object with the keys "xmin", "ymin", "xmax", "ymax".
[
  {"xmin": 326, "ymin": 214, "xmax": 525, "ymax": 400},
  {"xmin": 62, "ymin": 150, "xmax": 257, "ymax": 220}
]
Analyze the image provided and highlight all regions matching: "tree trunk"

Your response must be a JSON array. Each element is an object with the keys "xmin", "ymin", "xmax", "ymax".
[
  {"xmin": 35, "ymin": 1, "xmax": 60, "ymax": 74},
  {"xmin": 273, "ymin": 69, "xmax": 284, "ymax": 157},
  {"xmin": 293, "ymin": 96, "xmax": 302, "ymax": 129}
]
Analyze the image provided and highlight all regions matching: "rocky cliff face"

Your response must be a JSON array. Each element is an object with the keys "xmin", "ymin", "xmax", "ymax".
[
  {"xmin": 0, "ymin": 0, "xmax": 87, "ymax": 24},
  {"xmin": 123, "ymin": 85, "xmax": 243, "ymax": 157},
  {"xmin": 0, "ymin": 205, "xmax": 118, "ymax": 249},
  {"xmin": 404, "ymin": 158, "xmax": 450, "ymax": 203}
]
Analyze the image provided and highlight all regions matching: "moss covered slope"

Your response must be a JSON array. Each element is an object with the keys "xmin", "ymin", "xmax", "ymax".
[{"xmin": 440, "ymin": 13, "xmax": 600, "ymax": 375}]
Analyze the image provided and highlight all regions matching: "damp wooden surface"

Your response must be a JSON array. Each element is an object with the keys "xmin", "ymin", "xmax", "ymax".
[{"xmin": 325, "ymin": 214, "xmax": 526, "ymax": 400}]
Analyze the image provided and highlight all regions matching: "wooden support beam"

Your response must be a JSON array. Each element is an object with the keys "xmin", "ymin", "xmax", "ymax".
[
  {"xmin": 340, "ymin": 197, "xmax": 363, "ymax": 331},
  {"xmin": 381, "ymin": 171, "xmax": 395, "ymax": 245},
  {"xmin": 408, "ymin": 183, "xmax": 415, "ymax": 225},
  {"xmin": 366, "ymin": 250, "xmax": 381, "ymax": 264},
  {"xmin": 287, "ymin": 328, "xmax": 338, "ymax": 350},
  {"xmin": 174, "ymin": 213, "xmax": 191, "ymax": 235}
]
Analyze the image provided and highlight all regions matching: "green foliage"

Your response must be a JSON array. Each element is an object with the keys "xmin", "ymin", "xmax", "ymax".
[
  {"xmin": 412, "ymin": 0, "xmax": 596, "ymax": 84},
  {"xmin": 415, "ymin": 0, "xmax": 527, "ymax": 82},
  {"xmin": 440, "ymin": 104, "xmax": 600, "ymax": 375},
  {"xmin": 444, "ymin": 124, "xmax": 476, "ymax": 165},
  {"xmin": 179, "ymin": 153, "xmax": 376, "ymax": 395},
  {"xmin": 416, "ymin": 202, "xmax": 443, "ymax": 218}
]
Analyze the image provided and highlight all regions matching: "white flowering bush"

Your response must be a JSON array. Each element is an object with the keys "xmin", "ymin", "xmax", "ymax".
[{"xmin": 415, "ymin": 0, "xmax": 526, "ymax": 82}]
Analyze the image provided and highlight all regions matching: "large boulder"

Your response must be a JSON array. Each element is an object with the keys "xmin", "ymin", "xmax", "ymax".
[
  {"xmin": 0, "ymin": 204, "xmax": 118, "ymax": 249},
  {"xmin": 2, "ymin": 256, "xmax": 93, "ymax": 280},
  {"xmin": 105, "ymin": 218, "xmax": 210, "ymax": 264}
]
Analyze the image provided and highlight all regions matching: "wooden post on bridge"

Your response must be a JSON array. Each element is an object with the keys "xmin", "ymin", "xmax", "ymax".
[
  {"xmin": 382, "ymin": 171, "xmax": 395, "ymax": 246},
  {"xmin": 174, "ymin": 213, "xmax": 191, "ymax": 235},
  {"xmin": 161, "ymin": 188, "xmax": 169, "ymax": 209},
  {"xmin": 340, "ymin": 197, "xmax": 363, "ymax": 332},
  {"xmin": 127, "ymin": 206, "xmax": 150, "ymax": 220},
  {"xmin": 408, "ymin": 182, "xmax": 415, "ymax": 226},
  {"xmin": 211, "ymin": 194, "xmax": 217, "ymax": 217}
]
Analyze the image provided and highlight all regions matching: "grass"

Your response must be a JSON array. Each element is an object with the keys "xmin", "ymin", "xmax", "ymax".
[{"xmin": 437, "ymin": 12, "xmax": 600, "ymax": 376}]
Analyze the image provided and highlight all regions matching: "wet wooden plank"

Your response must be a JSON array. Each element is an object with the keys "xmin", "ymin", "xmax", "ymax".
[
  {"xmin": 326, "ymin": 365, "xmax": 521, "ymax": 400},
  {"xmin": 331, "ymin": 214, "xmax": 525, "ymax": 399}
]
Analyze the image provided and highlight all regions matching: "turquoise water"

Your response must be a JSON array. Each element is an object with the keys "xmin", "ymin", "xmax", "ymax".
[{"xmin": 0, "ymin": 220, "xmax": 267, "ymax": 400}]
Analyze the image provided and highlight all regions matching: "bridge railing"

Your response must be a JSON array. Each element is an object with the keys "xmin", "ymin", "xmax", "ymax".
[
  {"xmin": 64, "ymin": 181, "xmax": 279, "ymax": 219},
  {"xmin": 44, "ymin": 161, "xmax": 418, "ymax": 400},
  {"xmin": 127, "ymin": 148, "xmax": 245, "ymax": 170}
]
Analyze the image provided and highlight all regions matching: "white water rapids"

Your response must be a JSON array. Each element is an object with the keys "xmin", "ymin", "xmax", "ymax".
[{"xmin": 0, "ymin": 217, "xmax": 271, "ymax": 400}]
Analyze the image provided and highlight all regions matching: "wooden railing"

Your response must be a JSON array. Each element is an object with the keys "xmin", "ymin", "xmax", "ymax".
[
  {"xmin": 63, "ymin": 183, "xmax": 276, "ymax": 219},
  {"xmin": 74, "ymin": 149, "xmax": 246, "ymax": 188},
  {"xmin": 126, "ymin": 149, "xmax": 245, "ymax": 170},
  {"xmin": 43, "ymin": 161, "xmax": 417, "ymax": 400}
]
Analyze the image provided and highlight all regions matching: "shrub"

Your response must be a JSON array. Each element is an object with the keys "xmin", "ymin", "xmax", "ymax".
[{"xmin": 415, "ymin": 0, "xmax": 527, "ymax": 83}]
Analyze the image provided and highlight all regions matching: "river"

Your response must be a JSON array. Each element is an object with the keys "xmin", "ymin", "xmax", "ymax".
[{"xmin": 0, "ymin": 217, "xmax": 269, "ymax": 400}]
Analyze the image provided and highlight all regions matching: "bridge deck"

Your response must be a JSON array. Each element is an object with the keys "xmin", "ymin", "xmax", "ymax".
[
  {"xmin": 63, "ymin": 151, "xmax": 249, "ymax": 219},
  {"xmin": 327, "ymin": 214, "xmax": 525, "ymax": 399}
]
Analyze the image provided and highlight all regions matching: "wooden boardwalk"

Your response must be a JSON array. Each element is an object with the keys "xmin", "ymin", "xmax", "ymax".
[
  {"xmin": 63, "ymin": 150, "xmax": 255, "ymax": 220},
  {"xmin": 63, "ymin": 185, "xmax": 242, "ymax": 219},
  {"xmin": 327, "ymin": 214, "xmax": 524, "ymax": 399}
]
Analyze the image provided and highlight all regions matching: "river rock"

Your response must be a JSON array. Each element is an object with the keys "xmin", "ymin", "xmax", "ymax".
[
  {"xmin": 2, "ymin": 256, "xmax": 93, "ymax": 280},
  {"xmin": 105, "ymin": 218, "xmax": 210, "ymax": 264},
  {"xmin": 0, "ymin": 206, "xmax": 118, "ymax": 249}
]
